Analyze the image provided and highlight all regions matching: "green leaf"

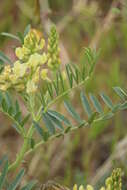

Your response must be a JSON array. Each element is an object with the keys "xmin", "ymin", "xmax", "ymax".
[
  {"xmin": 0, "ymin": 155, "xmax": 8, "ymax": 166},
  {"xmin": 64, "ymin": 126, "xmax": 71, "ymax": 133},
  {"xmin": 42, "ymin": 132, "xmax": 50, "ymax": 141},
  {"xmin": 0, "ymin": 51, "xmax": 12, "ymax": 64},
  {"xmin": 58, "ymin": 70, "xmax": 65, "ymax": 91},
  {"xmin": 71, "ymin": 63, "xmax": 80, "ymax": 84},
  {"xmin": 30, "ymin": 138, "xmax": 35, "ymax": 149},
  {"xmin": 120, "ymin": 102, "xmax": 127, "ymax": 110},
  {"xmin": 47, "ymin": 112, "xmax": 64, "ymax": 130},
  {"xmin": 81, "ymin": 65, "xmax": 86, "ymax": 80},
  {"xmin": 33, "ymin": 121, "xmax": 44, "ymax": 137},
  {"xmin": 88, "ymin": 112, "xmax": 98, "ymax": 124},
  {"xmin": 84, "ymin": 48, "xmax": 93, "ymax": 65},
  {"xmin": 53, "ymin": 80, "xmax": 59, "ymax": 95},
  {"xmin": 0, "ymin": 160, "xmax": 8, "ymax": 190},
  {"xmin": 17, "ymin": 32, "xmax": 24, "ymax": 44},
  {"xmin": 113, "ymin": 87, "xmax": 127, "ymax": 101},
  {"xmin": 14, "ymin": 111, "xmax": 22, "ymax": 122},
  {"xmin": 89, "ymin": 93, "xmax": 103, "ymax": 113},
  {"xmin": 4, "ymin": 92, "xmax": 12, "ymax": 108},
  {"xmin": 15, "ymin": 100, "xmax": 20, "ymax": 113},
  {"xmin": 21, "ymin": 180, "xmax": 37, "ymax": 190},
  {"xmin": 21, "ymin": 114, "xmax": 30, "ymax": 126},
  {"xmin": 1, "ymin": 32, "xmax": 20, "ymax": 41},
  {"xmin": 66, "ymin": 64, "xmax": 73, "ymax": 88},
  {"xmin": 47, "ymin": 110, "xmax": 72, "ymax": 126},
  {"xmin": 47, "ymin": 83, "xmax": 53, "ymax": 99},
  {"xmin": 39, "ymin": 92, "xmax": 46, "ymax": 107},
  {"xmin": 42, "ymin": 113, "xmax": 55, "ymax": 134},
  {"xmin": 67, "ymin": 64, "xmax": 77, "ymax": 84},
  {"xmin": 8, "ymin": 106, "xmax": 14, "ymax": 116},
  {"xmin": 80, "ymin": 92, "xmax": 92, "ymax": 118},
  {"xmin": 2, "ymin": 98, "xmax": 8, "ymax": 112},
  {"xmin": 8, "ymin": 169, "xmax": 25, "ymax": 190},
  {"xmin": 64, "ymin": 101, "xmax": 82, "ymax": 123},
  {"xmin": 24, "ymin": 24, "xmax": 31, "ymax": 37},
  {"xmin": 101, "ymin": 112, "xmax": 114, "ymax": 120},
  {"xmin": 100, "ymin": 93, "xmax": 114, "ymax": 109},
  {"xmin": 112, "ymin": 103, "xmax": 121, "ymax": 113}
]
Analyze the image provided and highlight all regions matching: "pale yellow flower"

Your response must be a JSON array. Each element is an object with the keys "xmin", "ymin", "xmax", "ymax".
[
  {"xmin": 73, "ymin": 184, "xmax": 78, "ymax": 190},
  {"xmin": 39, "ymin": 38, "xmax": 45, "ymax": 49},
  {"xmin": 15, "ymin": 47, "xmax": 24, "ymax": 60},
  {"xmin": 41, "ymin": 69, "xmax": 50, "ymax": 82},
  {"xmin": 86, "ymin": 185, "xmax": 94, "ymax": 190},
  {"xmin": 24, "ymin": 29, "xmax": 45, "ymax": 52},
  {"xmin": 15, "ymin": 83, "xmax": 25, "ymax": 91},
  {"xmin": 0, "ymin": 83, "xmax": 10, "ymax": 91},
  {"xmin": 0, "ymin": 65, "xmax": 11, "ymax": 81},
  {"xmin": 32, "ymin": 67, "xmax": 40, "ymax": 83},
  {"xmin": 79, "ymin": 185, "xmax": 84, "ymax": 190},
  {"xmin": 26, "ymin": 80, "xmax": 37, "ymax": 94},
  {"xmin": 28, "ymin": 53, "xmax": 47, "ymax": 68},
  {"xmin": 13, "ymin": 61, "xmax": 27, "ymax": 78},
  {"xmin": 47, "ymin": 58, "xmax": 52, "ymax": 68},
  {"xmin": 22, "ymin": 46, "xmax": 31, "ymax": 55},
  {"xmin": 100, "ymin": 187, "xmax": 105, "ymax": 190}
]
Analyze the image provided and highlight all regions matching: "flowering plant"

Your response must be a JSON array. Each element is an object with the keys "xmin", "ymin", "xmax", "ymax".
[{"xmin": 0, "ymin": 25, "xmax": 126, "ymax": 189}]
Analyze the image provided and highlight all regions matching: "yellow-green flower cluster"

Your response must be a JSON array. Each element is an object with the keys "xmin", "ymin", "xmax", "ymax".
[
  {"xmin": 47, "ymin": 26, "xmax": 61, "ymax": 70},
  {"xmin": 15, "ymin": 29, "xmax": 45, "ymax": 62},
  {"xmin": 0, "ymin": 26, "xmax": 61, "ymax": 94},
  {"xmin": 104, "ymin": 168, "xmax": 122, "ymax": 190},
  {"xmin": 0, "ymin": 29, "xmax": 49, "ymax": 93},
  {"xmin": 73, "ymin": 168, "xmax": 122, "ymax": 190}
]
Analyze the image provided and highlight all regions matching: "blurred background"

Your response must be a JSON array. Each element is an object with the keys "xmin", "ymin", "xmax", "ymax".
[{"xmin": 0, "ymin": 0, "xmax": 127, "ymax": 189}]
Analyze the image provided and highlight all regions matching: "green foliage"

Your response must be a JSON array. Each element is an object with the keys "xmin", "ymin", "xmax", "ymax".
[
  {"xmin": 0, "ymin": 157, "xmax": 37, "ymax": 190},
  {"xmin": 0, "ymin": 91, "xmax": 29, "ymax": 135}
]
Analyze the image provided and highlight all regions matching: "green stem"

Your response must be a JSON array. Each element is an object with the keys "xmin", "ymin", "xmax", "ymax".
[
  {"xmin": 25, "ymin": 120, "xmax": 89, "ymax": 156},
  {"xmin": 8, "ymin": 77, "xmax": 90, "ymax": 171},
  {"xmin": 8, "ymin": 124, "xmax": 34, "ymax": 171}
]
